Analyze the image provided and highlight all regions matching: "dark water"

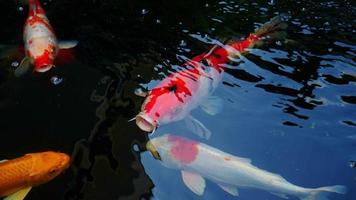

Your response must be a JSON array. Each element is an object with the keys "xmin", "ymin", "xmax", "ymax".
[{"xmin": 0, "ymin": 0, "xmax": 355, "ymax": 199}]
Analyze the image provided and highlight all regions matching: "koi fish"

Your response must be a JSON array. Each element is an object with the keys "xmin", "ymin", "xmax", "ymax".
[
  {"xmin": 0, "ymin": 151, "xmax": 70, "ymax": 200},
  {"xmin": 134, "ymin": 15, "xmax": 287, "ymax": 138},
  {"xmin": 15, "ymin": 0, "xmax": 77, "ymax": 76},
  {"xmin": 146, "ymin": 134, "xmax": 347, "ymax": 200}
]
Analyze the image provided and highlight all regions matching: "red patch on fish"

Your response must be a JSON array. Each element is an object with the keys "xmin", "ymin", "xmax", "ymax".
[
  {"xmin": 224, "ymin": 157, "xmax": 231, "ymax": 161},
  {"xmin": 26, "ymin": 15, "xmax": 55, "ymax": 33},
  {"xmin": 168, "ymin": 135, "xmax": 199, "ymax": 164},
  {"xmin": 142, "ymin": 69, "xmax": 199, "ymax": 121},
  {"xmin": 229, "ymin": 34, "xmax": 260, "ymax": 51}
]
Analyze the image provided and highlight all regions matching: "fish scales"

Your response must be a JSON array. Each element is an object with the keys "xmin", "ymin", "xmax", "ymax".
[{"xmin": 0, "ymin": 155, "xmax": 33, "ymax": 196}]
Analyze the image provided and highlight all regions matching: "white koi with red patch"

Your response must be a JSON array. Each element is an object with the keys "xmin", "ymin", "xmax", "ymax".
[{"xmin": 147, "ymin": 134, "xmax": 346, "ymax": 200}]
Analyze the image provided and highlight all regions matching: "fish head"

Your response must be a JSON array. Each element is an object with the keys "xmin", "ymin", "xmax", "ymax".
[
  {"xmin": 34, "ymin": 55, "xmax": 55, "ymax": 72},
  {"xmin": 147, "ymin": 135, "xmax": 167, "ymax": 160},
  {"xmin": 136, "ymin": 76, "xmax": 196, "ymax": 132},
  {"xmin": 147, "ymin": 134, "xmax": 200, "ymax": 167},
  {"xmin": 136, "ymin": 111, "xmax": 159, "ymax": 133},
  {"xmin": 146, "ymin": 135, "xmax": 172, "ymax": 163},
  {"xmin": 25, "ymin": 36, "xmax": 58, "ymax": 73},
  {"xmin": 32, "ymin": 43, "xmax": 57, "ymax": 73},
  {"xmin": 27, "ymin": 151, "xmax": 70, "ymax": 185}
]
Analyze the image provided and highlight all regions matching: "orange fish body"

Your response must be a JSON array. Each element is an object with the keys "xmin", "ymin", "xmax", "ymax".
[{"xmin": 0, "ymin": 152, "xmax": 70, "ymax": 199}]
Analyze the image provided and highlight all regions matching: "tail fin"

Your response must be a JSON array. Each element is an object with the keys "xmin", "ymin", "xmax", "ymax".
[
  {"xmin": 254, "ymin": 14, "xmax": 288, "ymax": 39},
  {"xmin": 227, "ymin": 15, "xmax": 289, "ymax": 52},
  {"xmin": 299, "ymin": 185, "xmax": 347, "ymax": 200},
  {"xmin": 27, "ymin": 0, "xmax": 46, "ymax": 16}
]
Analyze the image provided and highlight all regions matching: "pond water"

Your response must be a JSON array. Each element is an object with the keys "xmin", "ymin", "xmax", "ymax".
[{"xmin": 0, "ymin": 0, "xmax": 355, "ymax": 200}]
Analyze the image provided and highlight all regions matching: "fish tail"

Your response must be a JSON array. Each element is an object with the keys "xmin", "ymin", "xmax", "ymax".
[
  {"xmin": 253, "ymin": 14, "xmax": 288, "ymax": 39},
  {"xmin": 299, "ymin": 185, "xmax": 347, "ymax": 200},
  {"xmin": 227, "ymin": 14, "xmax": 288, "ymax": 52},
  {"xmin": 27, "ymin": 0, "xmax": 45, "ymax": 16}
]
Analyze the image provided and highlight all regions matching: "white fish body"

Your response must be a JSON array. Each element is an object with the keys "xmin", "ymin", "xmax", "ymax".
[
  {"xmin": 147, "ymin": 134, "xmax": 347, "ymax": 200},
  {"xmin": 135, "ymin": 65, "xmax": 224, "ymax": 139},
  {"xmin": 163, "ymin": 66, "xmax": 223, "ymax": 123}
]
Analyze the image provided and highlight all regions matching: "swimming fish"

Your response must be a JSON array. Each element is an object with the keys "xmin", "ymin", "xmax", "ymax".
[
  {"xmin": 0, "ymin": 151, "xmax": 70, "ymax": 200},
  {"xmin": 15, "ymin": 0, "xmax": 77, "ymax": 76},
  {"xmin": 134, "ymin": 15, "xmax": 287, "ymax": 138},
  {"xmin": 146, "ymin": 134, "xmax": 347, "ymax": 200}
]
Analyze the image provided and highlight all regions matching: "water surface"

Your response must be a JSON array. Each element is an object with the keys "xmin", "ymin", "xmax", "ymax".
[{"xmin": 0, "ymin": 0, "xmax": 355, "ymax": 199}]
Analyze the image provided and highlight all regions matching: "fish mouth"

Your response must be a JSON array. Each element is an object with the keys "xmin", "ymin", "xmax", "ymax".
[
  {"xmin": 136, "ymin": 113, "xmax": 157, "ymax": 133},
  {"xmin": 35, "ymin": 64, "xmax": 54, "ymax": 73},
  {"xmin": 146, "ymin": 141, "xmax": 161, "ymax": 160},
  {"xmin": 58, "ymin": 153, "xmax": 71, "ymax": 170}
]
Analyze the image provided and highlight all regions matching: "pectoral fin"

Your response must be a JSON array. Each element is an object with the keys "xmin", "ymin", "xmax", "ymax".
[
  {"xmin": 200, "ymin": 96, "xmax": 223, "ymax": 115},
  {"xmin": 14, "ymin": 57, "xmax": 34, "ymax": 77},
  {"xmin": 218, "ymin": 183, "xmax": 239, "ymax": 196},
  {"xmin": 134, "ymin": 87, "xmax": 149, "ymax": 97},
  {"xmin": 58, "ymin": 40, "xmax": 78, "ymax": 49},
  {"xmin": 185, "ymin": 115, "xmax": 212, "ymax": 139},
  {"xmin": 4, "ymin": 187, "xmax": 32, "ymax": 200},
  {"xmin": 181, "ymin": 171, "xmax": 206, "ymax": 196}
]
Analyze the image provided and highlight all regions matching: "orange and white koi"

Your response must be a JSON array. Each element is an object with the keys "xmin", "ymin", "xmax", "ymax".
[
  {"xmin": 135, "ymin": 15, "xmax": 287, "ymax": 138},
  {"xmin": 15, "ymin": 0, "xmax": 77, "ymax": 76},
  {"xmin": 0, "ymin": 151, "xmax": 70, "ymax": 200},
  {"xmin": 147, "ymin": 134, "xmax": 347, "ymax": 200}
]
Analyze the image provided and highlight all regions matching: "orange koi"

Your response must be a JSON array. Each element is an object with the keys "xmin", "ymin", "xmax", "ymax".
[{"xmin": 0, "ymin": 151, "xmax": 70, "ymax": 200}]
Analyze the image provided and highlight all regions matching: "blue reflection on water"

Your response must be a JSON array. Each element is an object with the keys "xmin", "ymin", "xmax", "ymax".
[{"xmin": 0, "ymin": 0, "xmax": 355, "ymax": 199}]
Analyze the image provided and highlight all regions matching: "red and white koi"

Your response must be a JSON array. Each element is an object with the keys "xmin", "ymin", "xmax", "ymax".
[
  {"xmin": 135, "ymin": 15, "xmax": 288, "ymax": 138},
  {"xmin": 147, "ymin": 134, "xmax": 347, "ymax": 200},
  {"xmin": 15, "ymin": 0, "xmax": 77, "ymax": 76}
]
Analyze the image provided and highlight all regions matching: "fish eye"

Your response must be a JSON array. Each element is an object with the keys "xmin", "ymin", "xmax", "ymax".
[
  {"xmin": 49, "ymin": 168, "xmax": 57, "ymax": 175},
  {"xmin": 167, "ymin": 85, "xmax": 177, "ymax": 92}
]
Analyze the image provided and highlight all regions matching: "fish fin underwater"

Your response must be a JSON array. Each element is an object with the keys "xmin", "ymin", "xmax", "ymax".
[
  {"xmin": 3, "ymin": 187, "xmax": 32, "ymax": 200},
  {"xmin": 184, "ymin": 115, "xmax": 212, "ymax": 139},
  {"xmin": 14, "ymin": 57, "xmax": 34, "ymax": 77},
  {"xmin": 218, "ymin": 183, "xmax": 239, "ymax": 196},
  {"xmin": 134, "ymin": 86, "xmax": 149, "ymax": 97},
  {"xmin": 271, "ymin": 192, "xmax": 289, "ymax": 199},
  {"xmin": 181, "ymin": 171, "xmax": 206, "ymax": 196},
  {"xmin": 254, "ymin": 14, "xmax": 289, "ymax": 39},
  {"xmin": 58, "ymin": 40, "xmax": 78, "ymax": 49},
  {"xmin": 299, "ymin": 185, "xmax": 347, "ymax": 200},
  {"xmin": 199, "ymin": 95, "xmax": 223, "ymax": 116},
  {"xmin": 229, "ymin": 14, "xmax": 289, "ymax": 53}
]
